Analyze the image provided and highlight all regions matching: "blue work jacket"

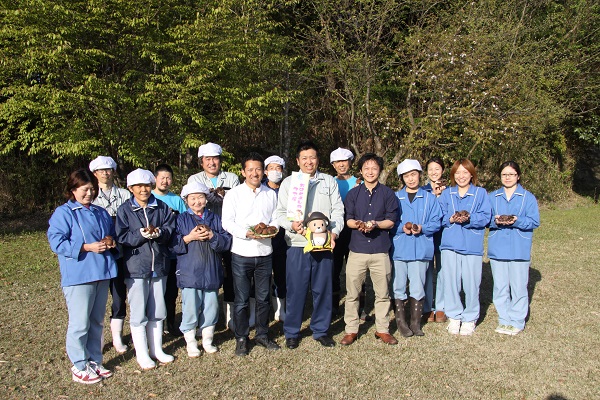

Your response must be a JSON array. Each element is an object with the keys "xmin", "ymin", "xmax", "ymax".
[
  {"xmin": 487, "ymin": 184, "xmax": 540, "ymax": 261},
  {"xmin": 391, "ymin": 187, "xmax": 442, "ymax": 261},
  {"xmin": 439, "ymin": 184, "xmax": 492, "ymax": 256},
  {"xmin": 170, "ymin": 209, "xmax": 232, "ymax": 290},
  {"xmin": 48, "ymin": 201, "xmax": 118, "ymax": 287}
]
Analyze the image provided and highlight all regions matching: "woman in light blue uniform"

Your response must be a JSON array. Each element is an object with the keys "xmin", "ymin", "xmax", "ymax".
[
  {"xmin": 421, "ymin": 157, "xmax": 447, "ymax": 323},
  {"xmin": 488, "ymin": 161, "xmax": 540, "ymax": 335},
  {"xmin": 438, "ymin": 159, "xmax": 491, "ymax": 336},
  {"xmin": 392, "ymin": 159, "xmax": 442, "ymax": 337},
  {"xmin": 48, "ymin": 169, "xmax": 118, "ymax": 384}
]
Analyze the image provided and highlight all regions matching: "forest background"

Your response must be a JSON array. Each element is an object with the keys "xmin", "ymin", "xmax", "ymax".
[{"xmin": 1, "ymin": 0, "xmax": 599, "ymax": 215}]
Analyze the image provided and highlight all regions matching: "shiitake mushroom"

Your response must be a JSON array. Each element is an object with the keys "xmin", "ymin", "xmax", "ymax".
[
  {"xmin": 404, "ymin": 222, "xmax": 413, "ymax": 231},
  {"xmin": 144, "ymin": 224, "xmax": 158, "ymax": 234},
  {"xmin": 411, "ymin": 223, "xmax": 419, "ymax": 233},
  {"xmin": 101, "ymin": 236, "xmax": 115, "ymax": 247}
]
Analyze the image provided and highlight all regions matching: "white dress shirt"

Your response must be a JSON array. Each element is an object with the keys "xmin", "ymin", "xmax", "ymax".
[{"xmin": 222, "ymin": 182, "xmax": 278, "ymax": 257}]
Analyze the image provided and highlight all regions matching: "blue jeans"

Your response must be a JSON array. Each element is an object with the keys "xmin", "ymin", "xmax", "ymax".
[
  {"xmin": 62, "ymin": 280, "xmax": 110, "ymax": 370},
  {"xmin": 179, "ymin": 288, "xmax": 219, "ymax": 333},
  {"xmin": 231, "ymin": 253, "xmax": 272, "ymax": 339}
]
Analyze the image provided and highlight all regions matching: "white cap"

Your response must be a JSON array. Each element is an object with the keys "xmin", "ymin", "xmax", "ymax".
[
  {"xmin": 198, "ymin": 142, "xmax": 222, "ymax": 158},
  {"xmin": 330, "ymin": 148, "xmax": 354, "ymax": 163},
  {"xmin": 397, "ymin": 159, "xmax": 422, "ymax": 176},
  {"xmin": 181, "ymin": 182, "xmax": 210, "ymax": 198},
  {"xmin": 126, "ymin": 168, "xmax": 156, "ymax": 187},
  {"xmin": 264, "ymin": 155, "xmax": 285, "ymax": 169},
  {"xmin": 89, "ymin": 156, "xmax": 117, "ymax": 172}
]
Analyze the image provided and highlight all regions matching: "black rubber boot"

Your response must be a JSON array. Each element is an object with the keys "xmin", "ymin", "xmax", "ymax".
[
  {"xmin": 394, "ymin": 299, "xmax": 413, "ymax": 337},
  {"xmin": 409, "ymin": 297, "xmax": 425, "ymax": 336}
]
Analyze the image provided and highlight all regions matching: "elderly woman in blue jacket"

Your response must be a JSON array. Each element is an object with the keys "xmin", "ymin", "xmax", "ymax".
[
  {"xmin": 488, "ymin": 161, "xmax": 540, "ymax": 335},
  {"xmin": 438, "ymin": 159, "xmax": 492, "ymax": 336},
  {"xmin": 170, "ymin": 182, "xmax": 232, "ymax": 357},
  {"xmin": 392, "ymin": 160, "xmax": 442, "ymax": 338},
  {"xmin": 48, "ymin": 169, "xmax": 118, "ymax": 384},
  {"xmin": 115, "ymin": 169, "xmax": 176, "ymax": 370}
]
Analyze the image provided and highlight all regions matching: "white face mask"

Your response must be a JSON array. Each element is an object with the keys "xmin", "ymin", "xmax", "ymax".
[{"xmin": 267, "ymin": 170, "xmax": 283, "ymax": 183}]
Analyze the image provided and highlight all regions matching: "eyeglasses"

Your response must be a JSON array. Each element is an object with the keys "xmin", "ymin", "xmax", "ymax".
[{"xmin": 501, "ymin": 173, "xmax": 518, "ymax": 177}]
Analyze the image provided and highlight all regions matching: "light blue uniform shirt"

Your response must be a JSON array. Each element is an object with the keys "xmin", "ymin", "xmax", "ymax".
[
  {"xmin": 439, "ymin": 184, "xmax": 492, "ymax": 256},
  {"xmin": 392, "ymin": 187, "xmax": 442, "ymax": 261},
  {"xmin": 487, "ymin": 184, "xmax": 540, "ymax": 261}
]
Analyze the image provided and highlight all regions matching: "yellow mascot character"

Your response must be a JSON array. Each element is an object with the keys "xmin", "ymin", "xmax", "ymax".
[{"xmin": 303, "ymin": 211, "xmax": 333, "ymax": 253}]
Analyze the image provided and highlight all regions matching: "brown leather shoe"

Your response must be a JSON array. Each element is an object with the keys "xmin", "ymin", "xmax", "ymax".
[
  {"xmin": 374, "ymin": 331, "xmax": 398, "ymax": 345},
  {"xmin": 340, "ymin": 333, "xmax": 358, "ymax": 346},
  {"xmin": 435, "ymin": 311, "xmax": 447, "ymax": 323},
  {"xmin": 423, "ymin": 311, "xmax": 435, "ymax": 323}
]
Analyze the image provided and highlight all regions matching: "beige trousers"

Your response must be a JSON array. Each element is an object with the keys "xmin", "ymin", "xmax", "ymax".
[{"xmin": 344, "ymin": 251, "xmax": 392, "ymax": 334}]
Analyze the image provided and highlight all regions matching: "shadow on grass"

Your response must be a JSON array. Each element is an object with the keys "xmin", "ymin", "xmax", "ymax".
[{"xmin": 0, "ymin": 212, "xmax": 52, "ymax": 235}]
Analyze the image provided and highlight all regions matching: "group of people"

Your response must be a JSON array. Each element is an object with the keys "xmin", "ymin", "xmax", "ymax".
[{"xmin": 48, "ymin": 140, "xmax": 540, "ymax": 385}]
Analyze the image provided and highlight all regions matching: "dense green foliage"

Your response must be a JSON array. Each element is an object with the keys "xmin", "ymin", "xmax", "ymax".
[{"xmin": 1, "ymin": 0, "xmax": 598, "ymax": 213}]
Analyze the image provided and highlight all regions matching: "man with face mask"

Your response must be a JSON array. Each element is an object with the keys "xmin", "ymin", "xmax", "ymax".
[{"xmin": 264, "ymin": 155, "xmax": 287, "ymax": 322}]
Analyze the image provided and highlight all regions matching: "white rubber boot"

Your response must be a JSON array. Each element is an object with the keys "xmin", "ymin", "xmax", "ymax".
[
  {"xmin": 272, "ymin": 297, "xmax": 286, "ymax": 322},
  {"xmin": 183, "ymin": 329, "xmax": 201, "ymax": 358},
  {"xmin": 110, "ymin": 319, "xmax": 128, "ymax": 354},
  {"xmin": 225, "ymin": 302, "xmax": 235, "ymax": 331},
  {"xmin": 201, "ymin": 326, "xmax": 218, "ymax": 354},
  {"xmin": 130, "ymin": 325, "xmax": 156, "ymax": 370},
  {"xmin": 147, "ymin": 321, "xmax": 174, "ymax": 364},
  {"xmin": 249, "ymin": 297, "xmax": 256, "ymax": 329}
]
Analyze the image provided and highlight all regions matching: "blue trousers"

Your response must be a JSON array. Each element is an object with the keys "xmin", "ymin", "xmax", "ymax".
[
  {"xmin": 284, "ymin": 247, "xmax": 333, "ymax": 339},
  {"xmin": 62, "ymin": 280, "xmax": 110, "ymax": 370},
  {"xmin": 231, "ymin": 253, "xmax": 272, "ymax": 339},
  {"xmin": 424, "ymin": 250, "xmax": 442, "ymax": 313},
  {"xmin": 126, "ymin": 276, "xmax": 167, "ymax": 327},
  {"xmin": 179, "ymin": 288, "xmax": 219, "ymax": 333},
  {"xmin": 490, "ymin": 259, "xmax": 530, "ymax": 330},
  {"xmin": 441, "ymin": 250, "xmax": 482, "ymax": 323},
  {"xmin": 392, "ymin": 260, "xmax": 428, "ymax": 301}
]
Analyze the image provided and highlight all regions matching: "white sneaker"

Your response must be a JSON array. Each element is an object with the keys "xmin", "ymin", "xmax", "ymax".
[
  {"xmin": 459, "ymin": 321, "xmax": 476, "ymax": 336},
  {"xmin": 71, "ymin": 364, "xmax": 101, "ymax": 385},
  {"xmin": 495, "ymin": 324, "xmax": 510, "ymax": 334},
  {"xmin": 503, "ymin": 325, "xmax": 522, "ymax": 336},
  {"xmin": 89, "ymin": 362, "xmax": 113, "ymax": 379},
  {"xmin": 446, "ymin": 318, "xmax": 461, "ymax": 335}
]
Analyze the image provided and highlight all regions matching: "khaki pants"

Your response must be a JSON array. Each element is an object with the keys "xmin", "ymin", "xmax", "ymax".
[{"xmin": 344, "ymin": 251, "xmax": 392, "ymax": 334}]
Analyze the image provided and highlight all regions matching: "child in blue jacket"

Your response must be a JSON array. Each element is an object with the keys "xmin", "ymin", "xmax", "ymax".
[
  {"xmin": 115, "ymin": 169, "xmax": 176, "ymax": 370},
  {"xmin": 392, "ymin": 160, "xmax": 442, "ymax": 337},
  {"xmin": 488, "ymin": 161, "xmax": 540, "ymax": 335},
  {"xmin": 438, "ymin": 159, "xmax": 491, "ymax": 336},
  {"xmin": 170, "ymin": 182, "xmax": 232, "ymax": 357}
]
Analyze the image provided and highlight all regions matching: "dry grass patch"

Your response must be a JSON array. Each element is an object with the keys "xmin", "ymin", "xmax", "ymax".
[{"xmin": 1, "ymin": 205, "xmax": 599, "ymax": 399}]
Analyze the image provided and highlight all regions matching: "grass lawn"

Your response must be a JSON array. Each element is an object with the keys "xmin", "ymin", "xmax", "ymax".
[{"xmin": 1, "ymin": 203, "xmax": 599, "ymax": 399}]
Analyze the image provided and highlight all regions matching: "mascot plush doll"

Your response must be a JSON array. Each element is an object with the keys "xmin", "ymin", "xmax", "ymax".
[{"xmin": 303, "ymin": 211, "xmax": 333, "ymax": 253}]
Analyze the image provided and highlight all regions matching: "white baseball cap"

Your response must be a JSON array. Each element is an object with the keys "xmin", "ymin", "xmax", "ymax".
[
  {"xmin": 126, "ymin": 168, "xmax": 156, "ymax": 187},
  {"xmin": 330, "ymin": 148, "xmax": 354, "ymax": 163},
  {"xmin": 397, "ymin": 159, "xmax": 422, "ymax": 176},
  {"xmin": 89, "ymin": 156, "xmax": 117, "ymax": 172},
  {"xmin": 181, "ymin": 182, "xmax": 210, "ymax": 198},
  {"xmin": 264, "ymin": 155, "xmax": 285, "ymax": 169},
  {"xmin": 198, "ymin": 142, "xmax": 222, "ymax": 158}
]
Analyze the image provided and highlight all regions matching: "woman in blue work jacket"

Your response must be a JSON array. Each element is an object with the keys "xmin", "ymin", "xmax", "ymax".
[
  {"xmin": 438, "ymin": 159, "xmax": 491, "ymax": 336},
  {"xmin": 488, "ymin": 161, "xmax": 540, "ymax": 335},
  {"xmin": 392, "ymin": 159, "xmax": 442, "ymax": 337},
  {"xmin": 47, "ymin": 169, "xmax": 118, "ymax": 384}
]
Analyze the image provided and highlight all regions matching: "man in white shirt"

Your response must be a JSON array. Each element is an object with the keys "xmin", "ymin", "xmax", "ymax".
[{"xmin": 222, "ymin": 153, "xmax": 281, "ymax": 356}]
